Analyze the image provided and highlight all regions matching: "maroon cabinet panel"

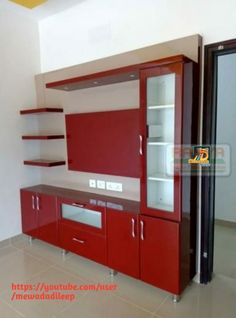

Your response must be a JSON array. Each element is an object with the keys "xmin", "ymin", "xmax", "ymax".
[
  {"xmin": 65, "ymin": 109, "xmax": 140, "ymax": 177},
  {"xmin": 59, "ymin": 223, "xmax": 107, "ymax": 265},
  {"xmin": 107, "ymin": 209, "xmax": 139, "ymax": 278},
  {"xmin": 20, "ymin": 190, "xmax": 58, "ymax": 246},
  {"xmin": 139, "ymin": 215, "xmax": 180, "ymax": 294},
  {"xmin": 20, "ymin": 190, "xmax": 38, "ymax": 238},
  {"xmin": 37, "ymin": 194, "xmax": 58, "ymax": 246}
]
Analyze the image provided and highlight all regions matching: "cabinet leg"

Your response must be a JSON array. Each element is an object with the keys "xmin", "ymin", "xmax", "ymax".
[
  {"xmin": 28, "ymin": 236, "xmax": 35, "ymax": 244},
  {"xmin": 172, "ymin": 294, "xmax": 181, "ymax": 303},
  {"xmin": 62, "ymin": 249, "xmax": 69, "ymax": 257},
  {"xmin": 109, "ymin": 269, "xmax": 118, "ymax": 276}
]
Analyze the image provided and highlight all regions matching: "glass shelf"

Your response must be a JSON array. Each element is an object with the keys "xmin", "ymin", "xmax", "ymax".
[{"xmin": 146, "ymin": 72, "xmax": 175, "ymax": 213}]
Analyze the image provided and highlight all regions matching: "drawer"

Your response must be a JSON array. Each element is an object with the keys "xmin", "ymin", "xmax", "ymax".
[
  {"xmin": 57, "ymin": 198, "xmax": 106, "ymax": 236},
  {"xmin": 59, "ymin": 223, "xmax": 107, "ymax": 265}
]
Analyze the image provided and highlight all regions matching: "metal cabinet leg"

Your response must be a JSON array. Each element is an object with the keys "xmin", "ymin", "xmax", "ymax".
[
  {"xmin": 109, "ymin": 269, "xmax": 118, "ymax": 276},
  {"xmin": 62, "ymin": 249, "xmax": 69, "ymax": 257},
  {"xmin": 172, "ymin": 294, "xmax": 181, "ymax": 303},
  {"xmin": 28, "ymin": 236, "xmax": 35, "ymax": 244}
]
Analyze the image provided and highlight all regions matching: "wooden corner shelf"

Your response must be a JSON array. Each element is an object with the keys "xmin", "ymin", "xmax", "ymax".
[
  {"xmin": 22, "ymin": 135, "xmax": 65, "ymax": 140},
  {"xmin": 20, "ymin": 107, "xmax": 63, "ymax": 115},
  {"xmin": 23, "ymin": 159, "xmax": 66, "ymax": 167}
]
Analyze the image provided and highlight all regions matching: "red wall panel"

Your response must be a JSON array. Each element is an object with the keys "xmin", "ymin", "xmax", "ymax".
[{"xmin": 66, "ymin": 109, "xmax": 140, "ymax": 177}]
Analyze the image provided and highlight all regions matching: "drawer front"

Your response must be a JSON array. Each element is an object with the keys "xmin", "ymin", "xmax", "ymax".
[
  {"xmin": 59, "ymin": 223, "xmax": 107, "ymax": 265},
  {"xmin": 57, "ymin": 197, "xmax": 106, "ymax": 236}
]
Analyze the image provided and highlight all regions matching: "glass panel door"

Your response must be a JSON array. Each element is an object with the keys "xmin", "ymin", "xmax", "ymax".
[
  {"xmin": 146, "ymin": 73, "xmax": 175, "ymax": 212},
  {"xmin": 62, "ymin": 204, "xmax": 102, "ymax": 228}
]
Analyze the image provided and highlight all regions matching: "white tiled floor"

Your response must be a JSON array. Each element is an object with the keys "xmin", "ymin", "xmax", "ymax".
[{"xmin": 0, "ymin": 234, "xmax": 235, "ymax": 318}]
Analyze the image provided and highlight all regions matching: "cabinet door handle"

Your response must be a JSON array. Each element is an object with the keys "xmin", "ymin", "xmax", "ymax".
[
  {"xmin": 36, "ymin": 196, "xmax": 40, "ymax": 211},
  {"xmin": 72, "ymin": 237, "xmax": 86, "ymax": 244},
  {"xmin": 72, "ymin": 203, "xmax": 85, "ymax": 208},
  {"xmin": 131, "ymin": 218, "xmax": 136, "ymax": 238},
  {"xmin": 32, "ymin": 195, "xmax": 35, "ymax": 210},
  {"xmin": 140, "ymin": 220, "xmax": 144, "ymax": 240},
  {"xmin": 139, "ymin": 135, "xmax": 143, "ymax": 155}
]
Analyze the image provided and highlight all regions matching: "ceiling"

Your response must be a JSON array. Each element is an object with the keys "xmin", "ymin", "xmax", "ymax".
[{"xmin": 0, "ymin": 0, "xmax": 85, "ymax": 20}]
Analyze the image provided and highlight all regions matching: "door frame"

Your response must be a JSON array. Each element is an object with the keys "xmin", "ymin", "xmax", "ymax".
[{"xmin": 201, "ymin": 39, "xmax": 236, "ymax": 283}]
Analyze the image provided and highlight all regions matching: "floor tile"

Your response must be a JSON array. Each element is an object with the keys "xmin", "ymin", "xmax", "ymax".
[
  {"xmin": 54, "ymin": 291, "xmax": 155, "ymax": 318},
  {"xmin": 0, "ymin": 249, "xmax": 51, "ymax": 294},
  {"xmin": 57, "ymin": 253, "xmax": 109, "ymax": 283},
  {"xmin": 156, "ymin": 275, "xmax": 236, "ymax": 318},
  {"xmin": 18, "ymin": 239, "xmax": 73, "ymax": 266},
  {"xmin": 2, "ymin": 266, "xmax": 87, "ymax": 318},
  {"xmin": 0, "ymin": 245, "xmax": 19, "ymax": 263},
  {"xmin": 0, "ymin": 300, "xmax": 24, "ymax": 318},
  {"xmin": 0, "ymin": 238, "xmax": 10, "ymax": 249},
  {"xmin": 104, "ymin": 272, "xmax": 168, "ymax": 313}
]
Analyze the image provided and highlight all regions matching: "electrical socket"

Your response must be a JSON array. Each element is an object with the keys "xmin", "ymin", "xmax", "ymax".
[
  {"xmin": 89, "ymin": 179, "xmax": 96, "ymax": 188},
  {"xmin": 106, "ymin": 182, "xmax": 123, "ymax": 192},
  {"xmin": 97, "ymin": 180, "xmax": 106, "ymax": 189}
]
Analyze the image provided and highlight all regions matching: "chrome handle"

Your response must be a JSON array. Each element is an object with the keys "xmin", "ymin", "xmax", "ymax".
[
  {"xmin": 72, "ymin": 203, "xmax": 85, "ymax": 208},
  {"xmin": 32, "ymin": 195, "xmax": 35, "ymax": 210},
  {"xmin": 140, "ymin": 221, "xmax": 144, "ymax": 240},
  {"xmin": 36, "ymin": 196, "xmax": 40, "ymax": 211},
  {"xmin": 131, "ymin": 218, "xmax": 135, "ymax": 238},
  {"xmin": 72, "ymin": 237, "xmax": 85, "ymax": 244},
  {"xmin": 139, "ymin": 135, "xmax": 143, "ymax": 155}
]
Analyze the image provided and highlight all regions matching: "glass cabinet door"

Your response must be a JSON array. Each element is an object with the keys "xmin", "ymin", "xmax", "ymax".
[
  {"xmin": 146, "ymin": 73, "xmax": 175, "ymax": 213},
  {"xmin": 62, "ymin": 204, "xmax": 102, "ymax": 229}
]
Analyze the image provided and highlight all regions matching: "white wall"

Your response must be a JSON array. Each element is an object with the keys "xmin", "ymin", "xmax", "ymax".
[
  {"xmin": 215, "ymin": 53, "xmax": 236, "ymax": 223},
  {"xmin": 0, "ymin": 8, "xmax": 41, "ymax": 241},
  {"xmin": 39, "ymin": 0, "xmax": 236, "ymax": 72}
]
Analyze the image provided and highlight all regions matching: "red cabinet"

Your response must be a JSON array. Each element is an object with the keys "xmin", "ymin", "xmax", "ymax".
[
  {"xmin": 139, "ymin": 215, "xmax": 180, "ymax": 294},
  {"xmin": 20, "ymin": 189, "xmax": 58, "ymax": 246},
  {"xmin": 57, "ymin": 197, "xmax": 107, "ymax": 265},
  {"xmin": 107, "ymin": 209, "xmax": 139, "ymax": 278},
  {"xmin": 59, "ymin": 223, "xmax": 107, "ymax": 265}
]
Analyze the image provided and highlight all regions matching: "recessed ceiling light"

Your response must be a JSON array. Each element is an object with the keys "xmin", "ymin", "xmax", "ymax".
[
  {"xmin": 9, "ymin": 0, "xmax": 47, "ymax": 9},
  {"xmin": 129, "ymin": 74, "xmax": 136, "ymax": 78},
  {"xmin": 64, "ymin": 86, "xmax": 69, "ymax": 91},
  {"xmin": 93, "ymin": 81, "xmax": 99, "ymax": 85}
]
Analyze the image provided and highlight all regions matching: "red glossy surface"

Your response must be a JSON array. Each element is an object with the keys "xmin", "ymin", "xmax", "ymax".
[
  {"xmin": 107, "ymin": 209, "xmax": 139, "ymax": 278},
  {"xmin": 24, "ymin": 159, "xmax": 66, "ymax": 167},
  {"xmin": 59, "ymin": 223, "xmax": 107, "ymax": 265},
  {"xmin": 46, "ymin": 55, "xmax": 189, "ymax": 91},
  {"xmin": 37, "ymin": 193, "xmax": 58, "ymax": 246},
  {"xmin": 66, "ymin": 109, "xmax": 140, "ymax": 177},
  {"xmin": 20, "ymin": 190, "xmax": 58, "ymax": 246},
  {"xmin": 22, "ymin": 135, "xmax": 64, "ymax": 140},
  {"xmin": 139, "ymin": 215, "xmax": 180, "ymax": 294},
  {"xmin": 20, "ymin": 107, "xmax": 63, "ymax": 115},
  {"xmin": 140, "ymin": 62, "xmax": 183, "ymax": 222},
  {"xmin": 20, "ymin": 190, "xmax": 38, "ymax": 238},
  {"xmin": 57, "ymin": 197, "xmax": 106, "ymax": 236}
]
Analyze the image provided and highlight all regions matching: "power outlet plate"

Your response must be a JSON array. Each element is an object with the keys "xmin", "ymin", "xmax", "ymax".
[
  {"xmin": 97, "ymin": 180, "xmax": 106, "ymax": 189},
  {"xmin": 106, "ymin": 182, "xmax": 123, "ymax": 192},
  {"xmin": 89, "ymin": 179, "xmax": 96, "ymax": 188}
]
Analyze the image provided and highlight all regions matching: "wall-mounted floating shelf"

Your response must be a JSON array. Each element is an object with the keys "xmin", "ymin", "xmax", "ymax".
[
  {"xmin": 21, "ymin": 107, "xmax": 65, "ymax": 167},
  {"xmin": 23, "ymin": 159, "xmax": 66, "ymax": 167},
  {"xmin": 22, "ymin": 135, "xmax": 65, "ymax": 140},
  {"xmin": 20, "ymin": 107, "xmax": 63, "ymax": 115}
]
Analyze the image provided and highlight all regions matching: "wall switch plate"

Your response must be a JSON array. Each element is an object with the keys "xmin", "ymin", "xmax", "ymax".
[
  {"xmin": 106, "ymin": 181, "xmax": 123, "ymax": 192},
  {"xmin": 97, "ymin": 180, "xmax": 106, "ymax": 189},
  {"xmin": 89, "ymin": 179, "xmax": 96, "ymax": 188}
]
